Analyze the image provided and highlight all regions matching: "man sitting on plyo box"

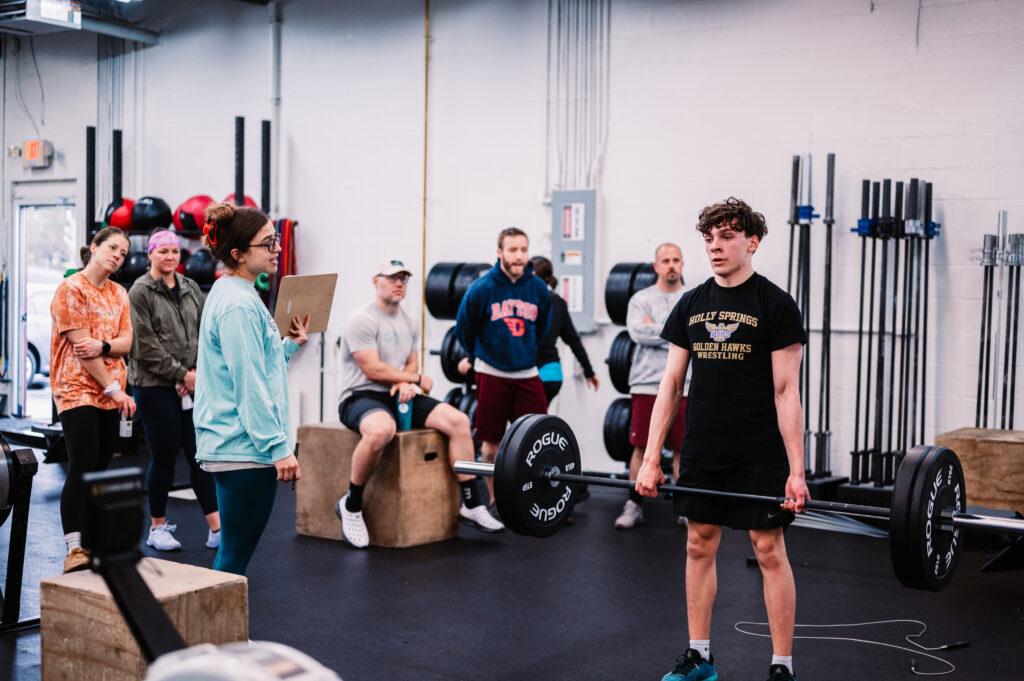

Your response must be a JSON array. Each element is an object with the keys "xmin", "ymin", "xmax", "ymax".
[{"xmin": 334, "ymin": 258, "xmax": 504, "ymax": 548}]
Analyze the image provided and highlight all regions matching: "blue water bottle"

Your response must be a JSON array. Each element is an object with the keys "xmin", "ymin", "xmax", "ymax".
[{"xmin": 396, "ymin": 395, "xmax": 412, "ymax": 431}]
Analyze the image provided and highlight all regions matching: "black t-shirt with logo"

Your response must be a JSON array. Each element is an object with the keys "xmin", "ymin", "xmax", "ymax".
[{"xmin": 660, "ymin": 272, "xmax": 806, "ymax": 466}]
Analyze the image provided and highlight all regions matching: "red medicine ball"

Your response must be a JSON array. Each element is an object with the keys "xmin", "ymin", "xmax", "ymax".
[
  {"xmin": 104, "ymin": 198, "xmax": 135, "ymax": 229},
  {"xmin": 173, "ymin": 195, "xmax": 215, "ymax": 232},
  {"xmin": 222, "ymin": 193, "xmax": 258, "ymax": 209}
]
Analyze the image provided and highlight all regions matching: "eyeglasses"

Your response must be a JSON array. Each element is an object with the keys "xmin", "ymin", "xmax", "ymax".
[
  {"xmin": 382, "ymin": 273, "xmax": 410, "ymax": 283},
  {"xmin": 249, "ymin": 235, "xmax": 281, "ymax": 252}
]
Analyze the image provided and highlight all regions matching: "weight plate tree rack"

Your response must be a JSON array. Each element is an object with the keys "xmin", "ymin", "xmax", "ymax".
[
  {"xmin": 605, "ymin": 330, "xmax": 635, "ymax": 396},
  {"xmin": 456, "ymin": 414, "xmax": 1024, "ymax": 592},
  {"xmin": 603, "ymin": 262, "xmax": 656, "ymax": 326},
  {"xmin": 425, "ymin": 262, "xmax": 490, "ymax": 320},
  {"xmin": 602, "ymin": 397, "xmax": 633, "ymax": 463},
  {"xmin": 430, "ymin": 326, "xmax": 474, "ymax": 384}
]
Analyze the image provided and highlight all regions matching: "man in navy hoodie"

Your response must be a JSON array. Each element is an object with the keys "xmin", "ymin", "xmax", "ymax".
[{"xmin": 455, "ymin": 227, "xmax": 552, "ymax": 505}]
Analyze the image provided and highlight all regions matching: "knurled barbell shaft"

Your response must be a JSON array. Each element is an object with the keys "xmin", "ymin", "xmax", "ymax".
[
  {"xmin": 455, "ymin": 461, "xmax": 890, "ymax": 521},
  {"xmin": 548, "ymin": 470, "xmax": 892, "ymax": 520},
  {"xmin": 456, "ymin": 460, "xmax": 1024, "ymax": 537}
]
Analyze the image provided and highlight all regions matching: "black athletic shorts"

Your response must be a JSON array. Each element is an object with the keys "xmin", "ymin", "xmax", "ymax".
[
  {"xmin": 674, "ymin": 460, "xmax": 794, "ymax": 530},
  {"xmin": 338, "ymin": 390, "xmax": 442, "ymax": 431}
]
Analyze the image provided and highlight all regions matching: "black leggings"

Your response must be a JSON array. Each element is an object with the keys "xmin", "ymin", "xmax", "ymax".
[
  {"xmin": 542, "ymin": 380, "xmax": 562, "ymax": 406},
  {"xmin": 134, "ymin": 385, "xmax": 218, "ymax": 518},
  {"xmin": 58, "ymin": 405, "xmax": 120, "ymax": 534}
]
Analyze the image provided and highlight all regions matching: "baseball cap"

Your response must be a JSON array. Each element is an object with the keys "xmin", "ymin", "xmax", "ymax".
[{"xmin": 375, "ymin": 259, "xmax": 413, "ymax": 277}]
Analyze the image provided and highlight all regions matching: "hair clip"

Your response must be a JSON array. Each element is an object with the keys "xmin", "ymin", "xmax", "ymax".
[{"xmin": 203, "ymin": 222, "xmax": 218, "ymax": 246}]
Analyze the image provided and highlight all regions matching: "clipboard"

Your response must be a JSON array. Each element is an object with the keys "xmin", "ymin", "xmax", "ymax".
[{"xmin": 273, "ymin": 273, "xmax": 338, "ymax": 337}]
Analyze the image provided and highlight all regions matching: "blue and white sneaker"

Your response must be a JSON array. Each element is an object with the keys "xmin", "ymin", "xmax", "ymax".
[{"xmin": 661, "ymin": 649, "xmax": 717, "ymax": 681}]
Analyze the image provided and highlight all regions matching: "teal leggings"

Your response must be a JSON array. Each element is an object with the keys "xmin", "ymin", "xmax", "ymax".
[{"xmin": 211, "ymin": 467, "xmax": 278, "ymax": 575}]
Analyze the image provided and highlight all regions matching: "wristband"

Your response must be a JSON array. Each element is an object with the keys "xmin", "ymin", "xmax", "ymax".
[
  {"xmin": 101, "ymin": 340, "xmax": 111, "ymax": 355},
  {"xmin": 415, "ymin": 373, "xmax": 421, "ymax": 386},
  {"xmin": 103, "ymin": 381, "xmax": 122, "ymax": 397}
]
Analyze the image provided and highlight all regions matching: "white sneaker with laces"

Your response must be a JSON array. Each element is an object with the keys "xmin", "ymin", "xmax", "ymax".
[
  {"xmin": 335, "ymin": 494, "xmax": 369, "ymax": 548},
  {"xmin": 147, "ymin": 523, "xmax": 182, "ymax": 551},
  {"xmin": 613, "ymin": 499, "xmax": 644, "ymax": 529},
  {"xmin": 206, "ymin": 529, "xmax": 220, "ymax": 549},
  {"xmin": 458, "ymin": 503, "xmax": 505, "ymax": 533}
]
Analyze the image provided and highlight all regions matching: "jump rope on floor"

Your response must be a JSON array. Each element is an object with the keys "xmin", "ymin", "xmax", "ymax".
[{"xmin": 733, "ymin": 619, "xmax": 970, "ymax": 676}]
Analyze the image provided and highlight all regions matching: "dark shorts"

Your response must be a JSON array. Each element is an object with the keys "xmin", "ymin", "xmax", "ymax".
[
  {"xmin": 629, "ymin": 394, "xmax": 687, "ymax": 450},
  {"xmin": 474, "ymin": 372, "xmax": 548, "ymax": 444},
  {"xmin": 674, "ymin": 460, "xmax": 794, "ymax": 530},
  {"xmin": 338, "ymin": 390, "xmax": 442, "ymax": 431}
]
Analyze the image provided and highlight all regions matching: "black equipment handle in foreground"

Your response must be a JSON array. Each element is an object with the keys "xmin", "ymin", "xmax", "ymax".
[
  {"xmin": 456, "ymin": 414, "xmax": 1024, "ymax": 592},
  {"xmin": 83, "ymin": 468, "xmax": 187, "ymax": 661}
]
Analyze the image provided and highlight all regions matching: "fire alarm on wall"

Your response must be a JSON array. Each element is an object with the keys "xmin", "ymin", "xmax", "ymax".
[{"xmin": 23, "ymin": 139, "xmax": 53, "ymax": 169}]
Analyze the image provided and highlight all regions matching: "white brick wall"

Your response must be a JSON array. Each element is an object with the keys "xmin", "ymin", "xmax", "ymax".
[{"xmin": 3, "ymin": 0, "xmax": 1023, "ymax": 476}]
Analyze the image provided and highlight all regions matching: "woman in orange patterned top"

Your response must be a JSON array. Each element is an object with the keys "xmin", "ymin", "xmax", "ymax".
[{"xmin": 50, "ymin": 226, "xmax": 137, "ymax": 573}]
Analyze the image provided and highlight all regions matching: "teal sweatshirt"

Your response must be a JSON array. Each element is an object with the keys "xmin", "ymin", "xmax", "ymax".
[{"xmin": 194, "ymin": 276, "xmax": 299, "ymax": 465}]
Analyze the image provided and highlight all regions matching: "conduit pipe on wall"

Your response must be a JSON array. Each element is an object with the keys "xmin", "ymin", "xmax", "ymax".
[
  {"xmin": 419, "ymin": 0, "xmax": 431, "ymax": 368},
  {"xmin": 268, "ymin": 1, "xmax": 281, "ymax": 217}
]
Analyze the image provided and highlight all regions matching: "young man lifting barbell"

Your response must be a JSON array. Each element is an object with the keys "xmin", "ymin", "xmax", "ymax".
[{"xmin": 635, "ymin": 198, "xmax": 809, "ymax": 681}]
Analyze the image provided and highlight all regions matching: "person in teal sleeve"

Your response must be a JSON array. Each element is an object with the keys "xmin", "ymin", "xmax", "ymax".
[{"xmin": 193, "ymin": 201, "xmax": 309, "ymax": 576}]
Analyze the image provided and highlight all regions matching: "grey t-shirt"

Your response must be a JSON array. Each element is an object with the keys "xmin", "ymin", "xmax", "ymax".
[
  {"xmin": 626, "ymin": 284, "xmax": 686, "ymax": 395},
  {"xmin": 339, "ymin": 302, "xmax": 419, "ymax": 403}
]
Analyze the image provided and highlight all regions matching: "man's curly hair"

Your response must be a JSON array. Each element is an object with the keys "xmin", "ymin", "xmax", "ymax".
[{"xmin": 696, "ymin": 197, "xmax": 767, "ymax": 241}]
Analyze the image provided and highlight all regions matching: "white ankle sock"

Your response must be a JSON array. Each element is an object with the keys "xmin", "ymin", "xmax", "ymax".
[
  {"xmin": 689, "ymin": 639, "xmax": 710, "ymax": 659},
  {"xmin": 772, "ymin": 655, "xmax": 793, "ymax": 673},
  {"xmin": 64, "ymin": 532, "xmax": 82, "ymax": 552}
]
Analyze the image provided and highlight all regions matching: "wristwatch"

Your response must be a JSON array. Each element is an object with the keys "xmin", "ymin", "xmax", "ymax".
[{"xmin": 101, "ymin": 340, "xmax": 111, "ymax": 356}]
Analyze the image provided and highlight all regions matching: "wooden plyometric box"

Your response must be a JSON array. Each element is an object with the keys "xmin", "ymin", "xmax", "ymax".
[
  {"xmin": 933, "ymin": 427, "xmax": 1024, "ymax": 512},
  {"xmin": 296, "ymin": 423, "xmax": 460, "ymax": 548},
  {"xmin": 40, "ymin": 558, "xmax": 248, "ymax": 681}
]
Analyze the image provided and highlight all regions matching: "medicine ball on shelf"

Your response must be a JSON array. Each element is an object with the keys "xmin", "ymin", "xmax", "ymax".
[
  {"xmin": 223, "ymin": 193, "xmax": 258, "ymax": 209},
  {"xmin": 110, "ymin": 234, "xmax": 150, "ymax": 284},
  {"xmin": 185, "ymin": 248, "xmax": 217, "ymax": 291},
  {"xmin": 176, "ymin": 249, "xmax": 191, "ymax": 274},
  {"xmin": 173, "ymin": 195, "xmax": 215, "ymax": 232},
  {"xmin": 103, "ymin": 198, "xmax": 135, "ymax": 230},
  {"xmin": 130, "ymin": 196, "xmax": 172, "ymax": 231}
]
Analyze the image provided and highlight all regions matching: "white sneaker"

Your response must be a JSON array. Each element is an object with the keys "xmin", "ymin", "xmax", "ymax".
[
  {"xmin": 206, "ymin": 529, "xmax": 220, "ymax": 549},
  {"xmin": 147, "ymin": 524, "xmax": 182, "ymax": 551},
  {"xmin": 613, "ymin": 499, "xmax": 644, "ymax": 529},
  {"xmin": 335, "ymin": 494, "xmax": 369, "ymax": 549},
  {"xmin": 458, "ymin": 503, "xmax": 505, "ymax": 533}
]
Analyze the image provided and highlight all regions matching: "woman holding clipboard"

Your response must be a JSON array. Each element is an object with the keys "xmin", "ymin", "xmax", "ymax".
[{"xmin": 193, "ymin": 201, "xmax": 310, "ymax": 576}]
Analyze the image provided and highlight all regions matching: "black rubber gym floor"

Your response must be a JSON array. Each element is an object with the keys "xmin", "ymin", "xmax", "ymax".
[{"xmin": 2, "ymin": 456, "xmax": 1023, "ymax": 680}]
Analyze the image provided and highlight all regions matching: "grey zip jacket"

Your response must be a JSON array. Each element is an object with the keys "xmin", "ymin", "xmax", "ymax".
[{"xmin": 128, "ymin": 272, "xmax": 204, "ymax": 387}]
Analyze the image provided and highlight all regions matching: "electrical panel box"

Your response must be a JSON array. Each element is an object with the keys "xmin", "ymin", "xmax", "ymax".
[{"xmin": 550, "ymin": 189, "xmax": 596, "ymax": 333}]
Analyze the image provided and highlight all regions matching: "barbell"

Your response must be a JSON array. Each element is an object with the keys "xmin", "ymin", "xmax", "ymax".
[{"xmin": 454, "ymin": 414, "xmax": 1024, "ymax": 592}]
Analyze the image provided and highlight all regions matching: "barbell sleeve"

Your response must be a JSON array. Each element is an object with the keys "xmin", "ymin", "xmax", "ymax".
[
  {"xmin": 949, "ymin": 512, "xmax": 1024, "ymax": 538},
  {"xmin": 455, "ymin": 461, "xmax": 496, "ymax": 477}
]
